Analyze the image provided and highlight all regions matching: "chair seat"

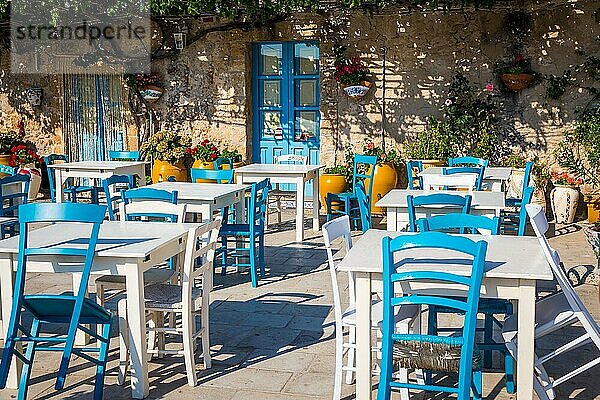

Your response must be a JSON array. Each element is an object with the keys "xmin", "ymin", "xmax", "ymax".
[
  {"xmin": 23, "ymin": 294, "xmax": 111, "ymax": 324},
  {"xmin": 220, "ymin": 223, "xmax": 263, "ymax": 236},
  {"xmin": 144, "ymin": 283, "xmax": 202, "ymax": 310},
  {"xmin": 505, "ymin": 197, "xmax": 522, "ymax": 207},
  {"xmin": 269, "ymin": 189, "xmax": 294, "ymax": 197},
  {"xmin": 66, "ymin": 185, "xmax": 97, "ymax": 193},
  {"xmin": 95, "ymin": 267, "xmax": 174, "ymax": 289},
  {"xmin": 328, "ymin": 191, "xmax": 357, "ymax": 201},
  {"xmin": 436, "ymin": 297, "xmax": 512, "ymax": 315},
  {"xmin": 393, "ymin": 337, "xmax": 482, "ymax": 372},
  {"xmin": 342, "ymin": 301, "xmax": 419, "ymax": 328}
]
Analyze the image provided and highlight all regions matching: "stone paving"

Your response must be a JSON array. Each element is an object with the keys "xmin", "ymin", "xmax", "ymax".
[{"xmin": 1, "ymin": 211, "xmax": 600, "ymax": 400}]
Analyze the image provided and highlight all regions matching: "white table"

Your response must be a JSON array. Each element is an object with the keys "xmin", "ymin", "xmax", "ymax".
[
  {"xmin": 146, "ymin": 182, "xmax": 249, "ymax": 223},
  {"xmin": 0, "ymin": 221, "xmax": 197, "ymax": 399},
  {"xmin": 337, "ymin": 229, "xmax": 553, "ymax": 400},
  {"xmin": 420, "ymin": 166, "xmax": 512, "ymax": 192},
  {"xmin": 48, "ymin": 161, "xmax": 148, "ymax": 202},
  {"xmin": 376, "ymin": 189, "xmax": 506, "ymax": 231},
  {"xmin": 235, "ymin": 164, "xmax": 323, "ymax": 242}
]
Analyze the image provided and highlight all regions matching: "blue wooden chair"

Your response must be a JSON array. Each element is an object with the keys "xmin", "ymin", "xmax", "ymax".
[
  {"xmin": 326, "ymin": 154, "xmax": 377, "ymax": 229},
  {"xmin": 44, "ymin": 154, "xmax": 99, "ymax": 203},
  {"xmin": 120, "ymin": 187, "xmax": 179, "ymax": 222},
  {"xmin": 377, "ymin": 231, "xmax": 486, "ymax": 400},
  {"xmin": 448, "ymin": 156, "xmax": 489, "ymax": 167},
  {"xmin": 0, "ymin": 165, "xmax": 16, "ymax": 176},
  {"xmin": 443, "ymin": 166, "xmax": 485, "ymax": 191},
  {"xmin": 0, "ymin": 174, "xmax": 30, "ymax": 237},
  {"xmin": 108, "ymin": 150, "xmax": 141, "ymax": 161},
  {"xmin": 101, "ymin": 174, "xmax": 135, "ymax": 221},
  {"xmin": 214, "ymin": 157, "xmax": 234, "ymax": 170},
  {"xmin": 0, "ymin": 203, "xmax": 111, "ymax": 400},
  {"xmin": 406, "ymin": 160, "xmax": 423, "ymax": 190},
  {"xmin": 506, "ymin": 161, "xmax": 535, "ymax": 207},
  {"xmin": 502, "ymin": 186, "xmax": 535, "ymax": 236},
  {"xmin": 190, "ymin": 168, "xmax": 235, "ymax": 184},
  {"xmin": 355, "ymin": 181, "xmax": 371, "ymax": 232},
  {"xmin": 217, "ymin": 178, "xmax": 270, "ymax": 287},
  {"xmin": 417, "ymin": 213, "xmax": 515, "ymax": 393},
  {"xmin": 407, "ymin": 193, "xmax": 472, "ymax": 232}
]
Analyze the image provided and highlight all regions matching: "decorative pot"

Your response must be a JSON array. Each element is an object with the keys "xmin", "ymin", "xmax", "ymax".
[
  {"xmin": 584, "ymin": 226, "xmax": 600, "ymax": 267},
  {"xmin": 550, "ymin": 184, "xmax": 579, "ymax": 224},
  {"xmin": 139, "ymin": 85, "xmax": 165, "ymax": 103},
  {"xmin": 365, "ymin": 163, "xmax": 398, "ymax": 214},
  {"xmin": 532, "ymin": 187, "xmax": 547, "ymax": 212},
  {"xmin": 342, "ymin": 81, "xmax": 372, "ymax": 100},
  {"xmin": 585, "ymin": 193, "xmax": 600, "ymax": 224},
  {"xmin": 319, "ymin": 173, "xmax": 348, "ymax": 213},
  {"xmin": 17, "ymin": 164, "xmax": 41, "ymax": 200},
  {"xmin": 507, "ymin": 168, "xmax": 525, "ymax": 199},
  {"xmin": 0, "ymin": 154, "xmax": 12, "ymax": 167},
  {"xmin": 25, "ymin": 87, "xmax": 42, "ymax": 107},
  {"xmin": 191, "ymin": 160, "xmax": 215, "ymax": 182},
  {"xmin": 151, "ymin": 159, "xmax": 188, "ymax": 183},
  {"xmin": 500, "ymin": 73, "xmax": 535, "ymax": 91}
]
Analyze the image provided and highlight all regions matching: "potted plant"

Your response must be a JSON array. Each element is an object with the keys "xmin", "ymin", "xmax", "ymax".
[
  {"xmin": 531, "ymin": 162, "xmax": 551, "ymax": 211},
  {"xmin": 0, "ymin": 131, "xmax": 26, "ymax": 166},
  {"xmin": 496, "ymin": 54, "xmax": 537, "ymax": 91},
  {"xmin": 502, "ymin": 153, "xmax": 528, "ymax": 198},
  {"xmin": 550, "ymin": 171, "xmax": 583, "ymax": 224},
  {"xmin": 221, "ymin": 148, "xmax": 244, "ymax": 168},
  {"xmin": 403, "ymin": 117, "xmax": 454, "ymax": 168},
  {"xmin": 141, "ymin": 131, "xmax": 191, "ymax": 182},
  {"xmin": 9, "ymin": 143, "xmax": 43, "ymax": 200},
  {"xmin": 334, "ymin": 46, "xmax": 371, "ymax": 100},
  {"xmin": 319, "ymin": 164, "xmax": 350, "ymax": 214},
  {"xmin": 362, "ymin": 139, "xmax": 403, "ymax": 214},
  {"xmin": 125, "ymin": 73, "xmax": 164, "ymax": 103},
  {"xmin": 554, "ymin": 108, "xmax": 600, "ymax": 222},
  {"xmin": 188, "ymin": 139, "xmax": 221, "ymax": 169}
]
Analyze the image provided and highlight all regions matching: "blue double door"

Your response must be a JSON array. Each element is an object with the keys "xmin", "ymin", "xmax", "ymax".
[{"xmin": 252, "ymin": 42, "xmax": 320, "ymax": 194}]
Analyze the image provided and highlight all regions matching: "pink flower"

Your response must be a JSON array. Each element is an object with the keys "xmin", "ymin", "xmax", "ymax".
[{"xmin": 485, "ymin": 83, "xmax": 494, "ymax": 92}]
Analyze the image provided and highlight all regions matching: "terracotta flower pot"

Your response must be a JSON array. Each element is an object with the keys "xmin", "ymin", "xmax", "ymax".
[
  {"xmin": 550, "ymin": 184, "xmax": 579, "ymax": 224},
  {"xmin": 365, "ymin": 163, "xmax": 398, "ymax": 214},
  {"xmin": 500, "ymin": 73, "xmax": 535, "ymax": 91},
  {"xmin": 151, "ymin": 159, "xmax": 188, "ymax": 183},
  {"xmin": 319, "ymin": 173, "xmax": 348, "ymax": 213},
  {"xmin": 191, "ymin": 160, "xmax": 215, "ymax": 183}
]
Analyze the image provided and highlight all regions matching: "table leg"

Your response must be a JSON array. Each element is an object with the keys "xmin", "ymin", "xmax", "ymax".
[
  {"xmin": 55, "ymin": 169, "xmax": 65, "ymax": 203},
  {"xmin": 516, "ymin": 280, "xmax": 536, "ymax": 400},
  {"xmin": 355, "ymin": 272, "xmax": 373, "ymax": 400},
  {"xmin": 0, "ymin": 255, "xmax": 20, "ymax": 388},
  {"xmin": 125, "ymin": 264, "xmax": 150, "ymax": 399},
  {"xmin": 138, "ymin": 165, "xmax": 147, "ymax": 187},
  {"xmin": 387, "ymin": 208, "xmax": 397, "ymax": 231},
  {"xmin": 71, "ymin": 273, "xmax": 90, "ymax": 345},
  {"xmin": 295, "ymin": 177, "xmax": 305, "ymax": 242},
  {"xmin": 312, "ymin": 176, "xmax": 319, "ymax": 232}
]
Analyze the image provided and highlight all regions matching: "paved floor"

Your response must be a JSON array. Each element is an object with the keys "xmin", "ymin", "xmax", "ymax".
[{"xmin": 1, "ymin": 211, "xmax": 599, "ymax": 400}]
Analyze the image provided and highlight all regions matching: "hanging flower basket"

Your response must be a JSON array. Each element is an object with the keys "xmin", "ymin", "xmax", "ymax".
[
  {"xmin": 342, "ymin": 81, "xmax": 372, "ymax": 100},
  {"xmin": 500, "ymin": 73, "xmax": 535, "ymax": 91},
  {"xmin": 139, "ymin": 85, "xmax": 165, "ymax": 103}
]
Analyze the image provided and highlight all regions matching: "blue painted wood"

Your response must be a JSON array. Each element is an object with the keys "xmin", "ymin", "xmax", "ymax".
[
  {"xmin": 44, "ymin": 154, "xmax": 99, "ymax": 203},
  {"xmin": 0, "ymin": 174, "xmax": 30, "ymax": 237},
  {"xmin": 0, "ymin": 203, "xmax": 111, "ymax": 400},
  {"xmin": 377, "ymin": 231, "xmax": 486, "ymax": 400},
  {"xmin": 443, "ymin": 166, "xmax": 485, "ymax": 191},
  {"xmin": 102, "ymin": 175, "xmax": 134, "ymax": 221},
  {"xmin": 214, "ymin": 157, "xmax": 234, "ymax": 170},
  {"xmin": 406, "ymin": 160, "xmax": 423, "ymax": 190},
  {"xmin": 448, "ymin": 156, "xmax": 489, "ymax": 167},
  {"xmin": 417, "ymin": 213, "xmax": 500, "ymax": 235},
  {"xmin": 108, "ymin": 150, "xmax": 140, "ymax": 161},
  {"xmin": 0, "ymin": 165, "xmax": 16, "ymax": 176},
  {"xmin": 121, "ymin": 187, "xmax": 179, "ymax": 222},
  {"xmin": 355, "ymin": 181, "xmax": 371, "ymax": 233},
  {"xmin": 218, "ymin": 178, "xmax": 270, "ymax": 287},
  {"xmin": 502, "ymin": 186, "xmax": 535, "ymax": 236},
  {"xmin": 190, "ymin": 168, "xmax": 234, "ymax": 184},
  {"xmin": 407, "ymin": 193, "xmax": 472, "ymax": 232}
]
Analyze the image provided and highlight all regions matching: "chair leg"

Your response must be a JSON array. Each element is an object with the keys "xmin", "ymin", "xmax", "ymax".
[
  {"xmin": 93, "ymin": 321, "xmax": 112, "ymax": 400},
  {"xmin": 181, "ymin": 310, "xmax": 198, "ymax": 386},
  {"xmin": 220, "ymin": 236, "xmax": 227, "ymax": 276},
  {"xmin": 483, "ymin": 314, "xmax": 493, "ymax": 369},
  {"xmin": 157, "ymin": 311, "xmax": 165, "ymax": 359},
  {"xmin": 96, "ymin": 283, "xmax": 105, "ymax": 337},
  {"xmin": 249, "ymin": 237, "xmax": 258, "ymax": 287},
  {"xmin": 201, "ymin": 303, "xmax": 211, "ymax": 369},
  {"xmin": 326, "ymin": 195, "xmax": 333, "ymax": 222},
  {"xmin": 505, "ymin": 350, "xmax": 515, "ymax": 394},
  {"xmin": 276, "ymin": 198, "xmax": 282, "ymax": 223},
  {"xmin": 345, "ymin": 325, "xmax": 356, "ymax": 384},
  {"xmin": 259, "ymin": 234, "xmax": 265, "ymax": 278},
  {"xmin": 18, "ymin": 318, "xmax": 40, "ymax": 400},
  {"xmin": 471, "ymin": 369, "xmax": 482, "ymax": 400},
  {"xmin": 333, "ymin": 321, "xmax": 344, "ymax": 400},
  {"xmin": 117, "ymin": 299, "xmax": 129, "ymax": 386},
  {"xmin": 147, "ymin": 313, "xmax": 158, "ymax": 361}
]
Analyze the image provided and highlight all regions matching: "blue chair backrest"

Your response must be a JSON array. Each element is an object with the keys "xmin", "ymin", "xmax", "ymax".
[
  {"xmin": 190, "ymin": 168, "xmax": 234, "ymax": 184},
  {"xmin": 248, "ymin": 178, "xmax": 271, "ymax": 231},
  {"xmin": 418, "ymin": 213, "xmax": 500, "ymax": 235},
  {"xmin": 448, "ymin": 156, "xmax": 489, "ymax": 167},
  {"xmin": 102, "ymin": 175, "xmax": 135, "ymax": 221},
  {"xmin": 379, "ymin": 231, "xmax": 487, "ymax": 400},
  {"xmin": 517, "ymin": 186, "xmax": 535, "ymax": 236},
  {"xmin": 0, "ymin": 174, "xmax": 30, "ymax": 218},
  {"xmin": 108, "ymin": 150, "xmax": 140, "ymax": 161},
  {"xmin": 352, "ymin": 154, "xmax": 378, "ymax": 196},
  {"xmin": 44, "ymin": 154, "xmax": 68, "ymax": 202},
  {"xmin": 0, "ymin": 165, "xmax": 16, "ymax": 176},
  {"xmin": 121, "ymin": 187, "xmax": 179, "ymax": 222},
  {"xmin": 443, "ymin": 166, "xmax": 485, "ymax": 191},
  {"xmin": 214, "ymin": 157, "xmax": 234, "ymax": 170},
  {"xmin": 407, "ymin": 193, "xmax": 472, "ymax": 232},
  {"xmin": 355, "ymin": 181, "xmax": 371, "ymax": 233},
  {"xmin": 522, "ymin": 161, "xmax": 535, "ymax": 192},
  {"xmin": 406, "ymin": 160, "xmax": 423, "ymax": 190}
]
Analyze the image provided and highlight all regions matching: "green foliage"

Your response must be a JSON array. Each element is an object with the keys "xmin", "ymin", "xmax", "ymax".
[
  {"xmin": 323, "ymin": 165, "xmax": 349, "ymax": 175},
  {"xmin": 221, "ymin": 148, "xmax": 243, "ymax": 162},
  {"xmin": 501, "ymin": 153, "xmax": 527, "ymax": 169},
  {"xmin": 554, "ymin": 108, "xmax": 600, "ymax": 189},
  {"xmin": 404, "ymin": 117, "xmax": 455, "ymax": 160},
  {"xmin": 362, "ymin": 139, "xmax": 403, "ymax": 166},
  {"xmin": 141, "ymin": 130, "xmax": 192, "ymax": 163},
  {"xmin": 0, "ymin": 131, "xmax": 28, "ymax": 154},
  {"xmin": 545, "ymin": 71, "xmax": 574, "ymax": 100}
]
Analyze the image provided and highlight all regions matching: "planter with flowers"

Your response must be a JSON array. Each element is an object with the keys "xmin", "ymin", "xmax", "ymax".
[
  {"xmin": 9, "ymin": 143, "xmax": 43, "ymax": 200},
  {"xmin": 0, "ymin": 131, "xmax": 27, "ymax": 167},
  {"xmin": 334, "ymin": 46, "xmax": 371, "ymax": 100},
  {"xmin": 126, "ymin": 73, "xmax": 164, "ymax": 103},
  {"xmin": 361, "ymin": 140, "xmax": 403, "ymax": 214},
  {"xmin": 221, "ymin": 148, "xmax": 244, "ymax": 169},
  {"xmin": 496, "ymin": 54, "xmax": 537, "ymax": 91},
  {"xmin": 188, "ymin": 139, "xmax": 220, "ymax": 182},
  {"xmin": 142, "ymin": 131, "xmax": 191, "ymax": 182},
  {"xmin": 319, "ymin": 165, "xmax": 349, "ymax": 213},
  {"xmin": 550, "ymin": 171, "xmax": 582, "ymax": 224}
]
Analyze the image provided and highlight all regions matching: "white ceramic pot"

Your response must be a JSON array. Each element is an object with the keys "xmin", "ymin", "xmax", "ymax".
[
  {"xmin": 343, "ymin": 85, "xmax": 370, "ymax": 99},
  {"xmin": 507, "ymin": 168, "xmax": 525, "ymax": 199},
  {"xmin": 18, "ymin": 165, "xmax": 42, "ymax": 201},
  {"xmin": 550, "ymin": 184, "xmax": 579, "ymax": 224},
  {"xmin": 532, "ymin": 187, "xmax": 547, "ymax": 212}
]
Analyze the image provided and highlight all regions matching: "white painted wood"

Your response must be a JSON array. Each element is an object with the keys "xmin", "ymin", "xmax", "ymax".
[
  {"xmin": 355, "ymin": 272, "xmax": 373, "ymax": 400},
  {"xmin": 235, "ymin": 163, "xmax": 322, "ymax": 175},
  {"xmin": 421, "ymin": 173, "xmax": 477, "ymax": 191},
  {"xmin": 0, "ymin": 253, "xmax": 20, "ymax": 388},
  {"xmin": 295, "ymin": 176, "xmax": 305, "ymax": 242},
  {"xmin": 420, "ymin": 166, "xmax": 511, "ymax": 192},
  {"xmin": 312, "ymin": 174, "xmax": 319, "ymax": 231}
]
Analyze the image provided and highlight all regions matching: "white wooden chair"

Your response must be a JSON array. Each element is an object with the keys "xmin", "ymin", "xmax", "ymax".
[
  {"xmin": 421, "ymin": 173, "xmax": 477, "ymax": 191},
  {"xmin": 502, "ymin": 204, "xmax": 600, "ymax": 400},
  {"xmin": 118, "ymin": 218, "xmax": 222, "ymax": 387},
  {"xmin": 322, "ymin": 215, "xmax": 419, "ymax": 400},
  {"xmin": 267, "ymin": 154, "xmax": 308, "ymax": 225}
]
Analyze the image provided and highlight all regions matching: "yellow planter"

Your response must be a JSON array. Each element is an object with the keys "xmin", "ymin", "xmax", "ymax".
[
  {"xmin": 151, "ymin": 159, "xmax": 188, "ymax": 183},
  {"xmin": 586, "ymin": 193, "xmax": 600, "ymax": 224},
  {"xmin": 0, "ymin": 154, "xmax": 12, "ymax": 177},
  {"xmin": 319, "ymin": 174, "xmax": 348, "ymax": 213},
  {"xmin": 365, "ymin": 163, "xmax": 398, "ymax": 214},
  {"xmin": 418, "ymin": 159, "xmax": 446, "ymax": 169},
  {"xmin": 191, "ymin": 160, "xmax": 214, "ymax": 182}
]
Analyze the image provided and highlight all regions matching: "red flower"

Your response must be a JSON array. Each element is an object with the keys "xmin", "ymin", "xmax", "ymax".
[
  {"xmin": 201, "ymin": 139, "xmax": 209, "ymax": 146},
  {"xmin": 211, "ymin": 146, "xmax": 217, "ymax": 151},
  {"xmin": 515, "ymin": 54, "xmax": 524, "ymax": 62},
  {"xmin": 210, "ymin": 153, "xmax": 217, "ymax": 160}
]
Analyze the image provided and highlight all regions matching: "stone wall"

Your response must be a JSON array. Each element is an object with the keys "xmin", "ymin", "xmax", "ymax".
[{"xmin": 0, "ymin": 0, "xmax": 599, "ymax": 165}]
